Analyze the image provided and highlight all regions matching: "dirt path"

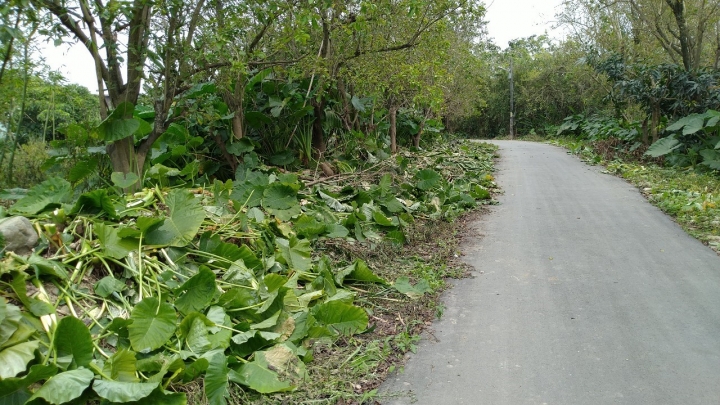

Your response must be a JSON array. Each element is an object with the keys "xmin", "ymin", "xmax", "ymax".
[{"xmin": 380, "ymin": 141, "xmax": 720, "ymax": 404}]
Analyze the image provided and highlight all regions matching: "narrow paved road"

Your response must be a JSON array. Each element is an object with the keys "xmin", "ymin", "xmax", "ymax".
[{"xmin": 381, "ymin": 141, "xmax": 720, "ymax": 404}]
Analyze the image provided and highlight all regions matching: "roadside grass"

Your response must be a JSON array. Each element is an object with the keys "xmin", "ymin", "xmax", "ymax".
[{"xmin": 550, "ymin": 138, "xmax": 720, "ymax": 252}]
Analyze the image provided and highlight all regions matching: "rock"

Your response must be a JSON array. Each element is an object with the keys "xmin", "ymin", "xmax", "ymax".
[{"xmin": 0, "ymin": 216, "xmax": 38, "ymax": 255}]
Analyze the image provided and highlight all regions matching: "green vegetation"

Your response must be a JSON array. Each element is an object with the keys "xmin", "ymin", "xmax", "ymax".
[
  {"xmin": 0, "ymin": 139, "xmax": 498, "ymax": 404},
  {"xmin": 1, "ymin": 1, "xmax": 501, "ymax": 402},
  {"xmin": 2, "ymin": 0, "xmax": 719, "ymax": 401}
]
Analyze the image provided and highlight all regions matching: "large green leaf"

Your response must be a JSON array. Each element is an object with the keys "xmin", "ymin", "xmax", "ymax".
[
  {"xmin": 645, "ymin": 136, "xmax": 682, "ymax": 157},
  {"xmin": 0, "ymin": 301, "xmax": 23, "ymax": 350},
  {"xmin": 11, "ymin": 177, "xmax": 72, "ymax": 215},
  {"xmin": 175, "ymin": 267, "xmax": 217, "ymax": 315},
  {"xmin": 199, "ymin": 232, "xmax": 262, "ymax": 270},
  {"xmin": 102, "ymin": 349, "xmax": 138, "ymax": 382},
  {"xmin": 68, "ymin": 156, "xmax": 99, "ymax": 183},
  {"xmin": 70, "ymin": 189, "xmax": 117, "ymax": 218},
  {"xmin": 262, "ymin": 183, "xmax": 298, "ymax": 210},
  {"xmin": 182, "ymin": 358, "xmax": 209, "ymax": 383},
  {"xmin": 702, "ymin": 159, "xmax": 720, "ymax": 170},
  {"xmin": 311, "ymin": 302, "xmax": 368, "ymax": 335},
  {"xmin": 415, "ymin": 169, "xmax": 442, "ymax": 190},
  {"xmin": 112, "ymin": 388, "xmax": 187, "ymax": 405},
  {"xmin": 666, "ymin": 113, "xmax": 705, "ymax": 135},
  {"xmin": 96, "ymin": 102, "xmax": 141, "ymax": 142},
  {"xmin": 276, "ymin": 237, "xmax": 312, "ymax": 271},
  {"xmin": 204, "ymin": 351, "xmax": 230, "ymax": 405},
  {"xmin": 26, "ymin": 368, "xmax": 94, "ymax": 405},
  {"xmin": 293, "ymin": 215, "xmax": 326, "ymax": 239},
  {"xmin": 372, "ymin": 211, "xmax": 394, "ymax": 226},
  {"xmin": 205, "ymin": 307, "xmax": 233, "ymax": 350},
  {"xmin": 334, "ymin": 260, "xmax": 387, "ymax": 285},
  {"xmin": 318, "ymin": 191, "xmax": 352, "ymax": 212},
  {"xmin": 179, "ymin": 313, "xmax": 213, "ymax": 354},
  {"xmin": 229, "ymin": 351, "xmax": 295, "ymax": 394},
  {"xmin": 25, "ymin": 255, "xmax": 69, "ymax": 280},
  {"xmin": 226, "ymin": 138, "xmax": 255, "ymax": 156},
  {"xmin": 0, "ymin": 364, "xmax": 57, "ymax": 405},
  {"xmin": 54, "ymin": 316, "xmax": 94, "ymax": 370},
  {"xmin": 145, "ymin": 189, "xmax": 205, "ymax": 247},
  {"xmin": 128, "ymin": 298, "xmax": 177, "ymax": 353},
  {"xmin": 111, "ymin": 172, "xmax": 140, "ymax": 189},
  {"xmin": 8, "ymin": 271, "xmax": 54, "ymax": 316},
  {"xmin": 231, "ymin": 178, "xmax": 266, "ymax": 208},
  {"xmin": 326, "ymin": 224, "xmax": 349, "ymax": 238},
  {"xmin": 94, "ymin": 275, "xmax": 128, "ymax": 298},
  {"xmin": 393, "ymin": 276, "xmax": 432, "ymax": 299},
  {"xmin": 0, "ymin": 341, "xmax": 39, "ymax": 379},
  {"xmin": 99, "ymin": 117, "xmax": 141, "ymax": 142},
  {"xmin": 92, "ymin": 380, "xmax": 159, "ymax": 402},
  {"xmin": 681, "ymin": 115, "xmax": 706, "ymax": 135}
]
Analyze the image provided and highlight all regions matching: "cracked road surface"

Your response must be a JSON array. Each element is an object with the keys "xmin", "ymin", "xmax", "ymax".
[{"xmin": 380, "ymin": 141, "xmax": 720, "ymax": 404}]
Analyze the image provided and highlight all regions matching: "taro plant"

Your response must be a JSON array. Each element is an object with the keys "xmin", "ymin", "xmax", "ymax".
[
  {"xmin": 645, "ymin": 110, "xmax": 720, "ymax": 170},
  {"xmin": 0, "ymin": 140, "xmax": 499, "ymax": 404}
]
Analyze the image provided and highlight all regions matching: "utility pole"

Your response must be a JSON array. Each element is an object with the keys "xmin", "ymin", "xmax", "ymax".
[{"xmin": 509, "ymin": 57, "xmax": 515, "ymax": 139}]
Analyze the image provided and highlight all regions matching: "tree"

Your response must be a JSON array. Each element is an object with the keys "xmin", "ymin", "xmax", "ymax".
[
  {"xmin": 29, "ymin": 0, "xmax": 213, "ymax": 181},
  {"xmin": 558, "ymin": 0, "xmax": 720, "ymax": 70}
]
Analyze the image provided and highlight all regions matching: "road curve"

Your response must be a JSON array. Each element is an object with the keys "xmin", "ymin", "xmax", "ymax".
[{"xmin": 380, "ymin": 141, "xmax": 720, "ymax": 405}]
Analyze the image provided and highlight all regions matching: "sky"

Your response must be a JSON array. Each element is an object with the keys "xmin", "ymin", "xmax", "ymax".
[
  {"xmin": 38, "ymin": 0, "xmax": 566, "ymax": 92},
  {"xmin": 484, "ymin": 0, "xmax": 565, "ymax": 48}
]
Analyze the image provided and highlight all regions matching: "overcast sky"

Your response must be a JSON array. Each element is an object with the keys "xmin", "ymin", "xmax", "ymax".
[
  {"xmin": 38, "ymin": 0, "xmax": 566, "ymax": 93},
  {"xmin": 485, "ymin": 0, "xmax": 564, "ymax": 48}
]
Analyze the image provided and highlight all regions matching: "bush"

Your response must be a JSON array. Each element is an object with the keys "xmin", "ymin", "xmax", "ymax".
[{"xmin": 0, "ymin": 139, "xmax": 52, "ymax": 189}]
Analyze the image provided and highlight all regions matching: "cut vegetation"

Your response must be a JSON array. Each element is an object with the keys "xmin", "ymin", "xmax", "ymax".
[{"xmin": 0, "ymin": 140, "xmax": 498, "ymax": 404}]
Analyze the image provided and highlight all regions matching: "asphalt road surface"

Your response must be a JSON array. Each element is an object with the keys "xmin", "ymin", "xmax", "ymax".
[{"xmin": 380, "ymin": 141, "xmax": 720, "ymax": 404}]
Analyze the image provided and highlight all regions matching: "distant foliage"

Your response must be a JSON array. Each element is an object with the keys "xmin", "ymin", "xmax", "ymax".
[{"xmin": 0, "ymin": 140, "xmax": 49, "ymax": 188}]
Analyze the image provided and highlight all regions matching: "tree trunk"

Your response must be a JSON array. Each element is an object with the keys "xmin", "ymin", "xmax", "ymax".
[
  {"xmin": 389, "ymin": 105, "xmax": 398, "ymax": 154},
  {"xmin": 312, "ymin": 100, "xmax": 327, "ymax": 158},
  {"xmin": 231, "ymin": 114, "xmax": 245, "ymax": 139},
  {"xmin": 665, "ymin": 0, "xmax": 694, "ymax": 70},
  {"xmin": 413, "ymin": 112, "xmax": 427, "ymax": 148},
  {"xmin": 107, "ymin": 137, "xmax": 136, "ymax": 175},
  {"xmin": 413, "ymin": 130, "xmax": 422, "ymax": 148},
  {"xmin": 0, "ymin": 8, "xmax": 21, "ymax": 86},
  {"xmin": 223, "ymin": 76, "xmax": 246, "ymax": 139},
  {"xmin": 214, "ymin": 133, "xmax": 238, "ymax": 172},
  {"xmin": 715, "ymin": 29, "xmax": 720, "ymax": 69},
  {"xmin": 641, "ymin": 117, "xmax": 649, "ymax": 145},
  {"xmin": 651, "ymin": 106, "xmax": 660, "ymax": 143}
]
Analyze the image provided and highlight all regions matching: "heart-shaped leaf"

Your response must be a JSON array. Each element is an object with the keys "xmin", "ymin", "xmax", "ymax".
[
  {"xmin": 27, "ymin": 368, "xmax": 94, "ymax": 405},
  {"xmin": 311, "ymin": 301, "xmax": 368, "ymax": 335},
  {"xmin": 229, "ymin": 351, "xmax": 295, "ymax": 394},
  {"xmin": 175, "ymin": 268, "xmax": 217, "ymax": 315},
  {"xmin": 128, "ymin": 297, "xmax": 177, "ymax": 353},
  {"xmin": 145, "ymin": 189, "xmax": 205, "ymax": 247},
  {"xmin": 0, "ymin": 341, "xmax": 39, "ymax": 379},
  {"xmin": 262, "ymin": 183, "xmax": 298, "ymax": 210},
  {"xmin": 111, "ymin": 172, "xmax": 140, "ymax": 189},
  {"xmin": 54, "ymin": 316, "xmax": 94, "ymax": 369},
  {"xmin": 415, "ymin": 169, "xmax": 442, "ymax": 190}
]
